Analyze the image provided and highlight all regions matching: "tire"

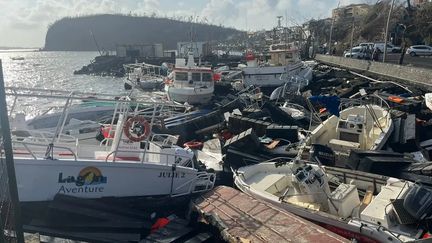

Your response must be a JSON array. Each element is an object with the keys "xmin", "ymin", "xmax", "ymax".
[{"xmin": 410, "ymin": 52, "xmax": 416, "ymax": 57}]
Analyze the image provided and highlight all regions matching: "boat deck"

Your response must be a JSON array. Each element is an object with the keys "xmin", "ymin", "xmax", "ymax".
[{"xmin": 191, "ymin": 186, "xmax": 349, "ymax": 243}]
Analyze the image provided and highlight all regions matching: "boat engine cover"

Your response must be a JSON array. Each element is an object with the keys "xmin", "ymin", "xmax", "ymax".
[{"xmin": 403, "ymin": 184, "xmax": 432, "ymax": 220}]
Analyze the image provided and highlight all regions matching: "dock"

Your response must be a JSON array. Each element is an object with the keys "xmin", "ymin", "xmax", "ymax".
[{"xmin": 191, "ymin": 186, "xmax": 349, "ymax": 243}]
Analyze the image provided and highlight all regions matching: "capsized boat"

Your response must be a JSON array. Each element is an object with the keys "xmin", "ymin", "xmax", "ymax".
[
  {"xmin": 5, "ymin": 87, "xmax": 215, "ymax": 204},
  {"xmin": 234, "ymin": 159, "xmax": 432, "ymax": 242},
  {"xmin": 164, "ymin": 52, "xmax": 214, "ymax": 105},
  {"xmin": 305, "ymin": 103, "xmax": 393, "ymax": 166}
]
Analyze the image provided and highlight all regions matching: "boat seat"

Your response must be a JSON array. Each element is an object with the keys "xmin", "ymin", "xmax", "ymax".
[
  {"xmin": 247, "ymin": 173, "xmax": 286, "ymax": 192},
  {"xmin": 329, "ymin": 139, "xmax": 360, "ymax": 151},
  {"xmin": 360, "ymin": 185, "xmax": 408, "ymax": 228}
]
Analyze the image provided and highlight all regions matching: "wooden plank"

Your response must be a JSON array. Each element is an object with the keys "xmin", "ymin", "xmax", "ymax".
[{"xmin": 192, "ymin": 186, "xmax": 349, "ymax": 243}]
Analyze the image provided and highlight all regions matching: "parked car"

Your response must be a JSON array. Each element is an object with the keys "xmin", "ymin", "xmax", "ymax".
[
  {"xmin": 373, "ymin": 43, "xmax": 400, "ymax": 53},
  {"xmin": 406, "ymin": 45, "xmax": 432, "ymax": 56},
  {"xmin": 344, "ymin": 46, "xmax": 368, "ymax": 59},
  {"xmin": 359, "ymin": 42, "xmax": 374, "ymax": 50}
]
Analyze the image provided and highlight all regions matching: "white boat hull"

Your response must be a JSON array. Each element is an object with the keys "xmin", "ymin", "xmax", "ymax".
[
  {"xmin": 242, "ymin": 63, "xmax": 311, "ymax": 88},
  {"xmin": 138, "ymin": 80, "xmax": 162, "ymax": 90},
  {"xmin": 166, "ymin": 86, "xmax": 213, "ymax": 105},
  {"xmin": 15, "ymin": 158, "xmax": 207, "ymax": 202}
]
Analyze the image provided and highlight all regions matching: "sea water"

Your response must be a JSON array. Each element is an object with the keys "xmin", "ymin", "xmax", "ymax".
[{"xmin": 0, "ymin": 50, "xmax": 131, "ymax": 117}]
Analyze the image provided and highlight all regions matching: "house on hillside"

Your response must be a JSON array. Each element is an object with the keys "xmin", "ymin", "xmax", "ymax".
[{"xmin": 332, "ymin": 4, "xmax": 370, "ymax": 20}]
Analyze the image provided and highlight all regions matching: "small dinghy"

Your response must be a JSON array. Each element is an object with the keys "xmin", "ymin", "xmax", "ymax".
[
  {"xmin": 234, "ymin": 159, "xmax": 432, "ymax": 242},
  {"xmin": 124, "ymin": 63, "xmax": 164, "ymax": 90}
]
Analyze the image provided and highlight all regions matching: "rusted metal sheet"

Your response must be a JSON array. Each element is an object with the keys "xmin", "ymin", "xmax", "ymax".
[{"xmin": 192, "ymin": 186, "xmax": 348, "ymax": 243}]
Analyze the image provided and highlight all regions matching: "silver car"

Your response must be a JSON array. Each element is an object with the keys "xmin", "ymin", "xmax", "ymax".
[{"xmin": 406, "ymin": 45, "xmax": 432, "ymax": 56}]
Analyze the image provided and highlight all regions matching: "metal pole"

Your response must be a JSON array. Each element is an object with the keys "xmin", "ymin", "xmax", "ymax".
[
  {"xmin": 383, "ymin": 0, "xmax": 395, "ymax": 62},
  {"xmin": 0, "ymin": 60, "xmax": 24, "ymax": 242},
  {"xmin": 350, "ymin": 18, "xmax": 355, "ymax": 58}
]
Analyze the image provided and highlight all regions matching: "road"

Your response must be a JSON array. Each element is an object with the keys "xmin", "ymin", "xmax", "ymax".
[{"xmin": 383, "ymin": 53, "xmax": 432, "ymax": 69}]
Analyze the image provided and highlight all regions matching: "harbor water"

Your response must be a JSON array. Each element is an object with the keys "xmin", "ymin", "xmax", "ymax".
[
  {"xmin": 0, "ymin": 51, "xmax": 136, "ymax": 118},
  {"xmin": 0, "ymin": 51, "xmax": 123, "ymax": 92}
]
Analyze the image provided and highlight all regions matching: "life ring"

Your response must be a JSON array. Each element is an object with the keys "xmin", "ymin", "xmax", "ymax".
[
  {"xmin": 183, "ymin": 141, "xmax": 203, "ymax": 150},
  {"xmin": 123, "ymin": 116, "xmax": 151, "ymax": 142}
]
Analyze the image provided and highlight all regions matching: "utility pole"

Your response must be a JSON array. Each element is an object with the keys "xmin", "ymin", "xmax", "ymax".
[
  {"xmin": 350, "ymin": 18, "xmax": 355, "ymax": 58},
  {"xmin": 383, "ymin": 0, "xmax": 396, "ymax": 62},
  {"xmin": 328, "ymin": 1, "xmax": 340, "ymax": 55},
  {"xmin": 0, "ymin": 60, "xmax": 24, "ymax": 243}
]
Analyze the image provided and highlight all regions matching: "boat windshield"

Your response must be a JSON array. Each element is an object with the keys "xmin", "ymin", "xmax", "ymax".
[
  {"xmin": 175, "ymin": 72, "xmax": 188, "ymax": 81},
  {"xmin": 192, "ymin": 72, "xmax": 201, "ymax": 81}
]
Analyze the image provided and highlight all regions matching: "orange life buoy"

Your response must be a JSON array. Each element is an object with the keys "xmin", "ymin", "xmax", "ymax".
[
  {"xmin": 388, "ymin": 95, "xmax": 404, "ymax": 104},
  {"xmin": 123, "ymin": 116, "xmax": 151, "ymax": 142},
  {"xmin": 183, "ymin": 141, "xmax": 203, "ymax": 150}
]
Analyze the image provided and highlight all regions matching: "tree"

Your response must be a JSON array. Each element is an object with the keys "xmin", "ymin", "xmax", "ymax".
[{"xmin": 413, "ymin": 3, "xmax": 432, "ymax": 44}]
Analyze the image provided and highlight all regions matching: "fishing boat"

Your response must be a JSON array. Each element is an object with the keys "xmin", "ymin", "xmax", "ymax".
[
  {"xmin": 241, "ymin": 43, "xmax": 312, "ymax": 91},
  {"xmin": 164, "ymin": 52, "xmax": 214, "ymax": 105},
  {"xmin": 123, "ymin": 62, "xmax": 164, "ymax": 90},
  {"xmin": 305, "ymin": 101, "xmax": 393, "ymax": 166},
  {"xmin": 5, "ymin": 87, "xmax": 215, "ymax": 204},
  {"xmin": 234, "ymin": 159, "xmax": 432, "ymax": 242}
]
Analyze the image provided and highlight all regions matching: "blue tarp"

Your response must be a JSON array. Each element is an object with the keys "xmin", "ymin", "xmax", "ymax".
[{"xmin": 309, "ymin": 95, "xmax": 340, "ymax": 117}]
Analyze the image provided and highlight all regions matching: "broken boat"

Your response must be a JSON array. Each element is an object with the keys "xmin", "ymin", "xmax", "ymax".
[
  {"xmin": 5, "ymin": 87, "xmax": 216, "ymax": 205},
  {"xmin": 304, "ymin": 98, "xmax": 393, "ymax": 166},
  {"xmin": 234, "ymin": 159, "xmax": 432, "ymax": 242}
]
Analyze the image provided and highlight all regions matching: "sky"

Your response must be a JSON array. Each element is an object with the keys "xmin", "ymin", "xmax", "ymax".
[{"xmin": 0, "ymin": 0, "xmax": 368, "ymax": 48}]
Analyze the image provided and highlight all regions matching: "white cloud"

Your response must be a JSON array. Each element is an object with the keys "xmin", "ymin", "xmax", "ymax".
[{"xmin": 0, "ymin": 0, "xmax": 370, "ymax": 47}]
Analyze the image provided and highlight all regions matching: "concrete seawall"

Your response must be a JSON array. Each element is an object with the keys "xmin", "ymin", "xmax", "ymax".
[{"xmin": 315, "ymin": 54, "xmax": 432, "ymax": 90}]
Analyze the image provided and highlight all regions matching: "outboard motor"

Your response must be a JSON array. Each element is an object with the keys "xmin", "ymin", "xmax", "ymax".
[{"xmin": 403, "ymin": 184, "xmax": 432, "ymax": 220}]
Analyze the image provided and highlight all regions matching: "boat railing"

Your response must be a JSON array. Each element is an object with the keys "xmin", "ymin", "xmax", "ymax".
[
  {"xmin": 150, "ymin": 134, "xmax": 178, "ymax": 146},
  {"xmin": 12, "ymin": 129, "xmax": 79, "ymax": 145},
  {"xmin": 11, "ymin": 140, "xmax": 78, "ymax": 161},
  {"xmin": 171, "ymin": 171, "xmax": 216, "ymax": 197},
  {"xmin": 103, "ymin": 149, "xmax": 193, "ymax": 166},
  {"xmin": 98, "ymin": 133, "xmax": 178, "ymax": 147},
  {"xmin": 236, "ymin": 85, "xmax": 264, "ymax": 109}
]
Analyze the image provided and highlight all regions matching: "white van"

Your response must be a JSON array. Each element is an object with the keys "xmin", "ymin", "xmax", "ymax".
[{"xmin": 373, "ymin": 43, "xmax": 401, "ymax": 53}]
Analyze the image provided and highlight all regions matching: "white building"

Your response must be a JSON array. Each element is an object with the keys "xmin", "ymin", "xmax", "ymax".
[{"xmin": 177, "ymin": 42, "xmax": 211, "ymax": 58}]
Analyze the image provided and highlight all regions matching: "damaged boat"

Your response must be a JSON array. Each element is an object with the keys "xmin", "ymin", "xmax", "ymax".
[
  {"xmin": 241, "ymin": 43, "xmax": 312, "ymax": 92},
  {"xmin": 6, "ymin": 88, "xmax": 216, "ymax": 205},
  {"xmin": 234, "ymin": 159, "xmax": 432, "ymax": 242},
  {"xmin": 164, "ymin": 52, "xmax": 214, "ymax": 105},
  {"xmin": 304, "ymin": 98, "xmax": 393, "ymax": 166}
]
